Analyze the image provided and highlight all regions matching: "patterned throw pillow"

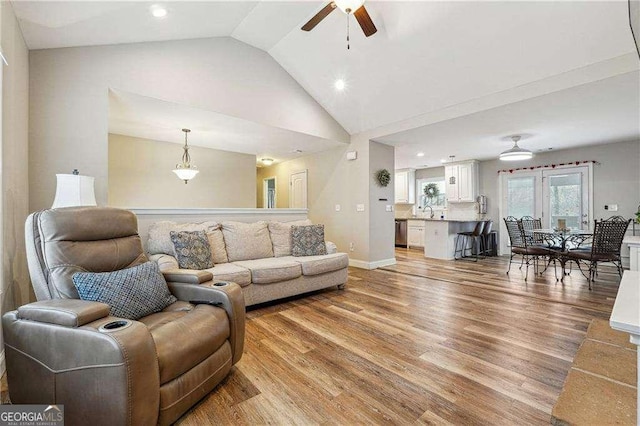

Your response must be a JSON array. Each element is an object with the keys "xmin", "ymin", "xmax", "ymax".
[
  {"xmin": 170, "ymin": 231, "xmax": 214, "ymax": 269},
  {"xmin": 268, "ymin": 219, "xmax": 313, "ymax": 257},
  {"xmin": 291, "ymin": 225, "xmax": 327, "ymax": 257},
  {"xmin": 72, "ymin": 261, "xmax": 177, "ymax": 320}
]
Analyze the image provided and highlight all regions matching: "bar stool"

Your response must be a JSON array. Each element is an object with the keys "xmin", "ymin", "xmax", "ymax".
[
  {"xmin": 480, "ymin": 220, "xmax": 495, "ymax": 256},
  {"xmin": 454, "ymin": 221, "xmax": 485, "ymax": 261}
]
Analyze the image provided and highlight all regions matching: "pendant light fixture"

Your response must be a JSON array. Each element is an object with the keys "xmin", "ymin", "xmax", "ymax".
[
  {"xmin": 499, "ymin": 135, "xmax": 533, "ymax": 161},
  {"xmin": 173, "ymin": 128, "xmax": 199, "ymax": 184}
]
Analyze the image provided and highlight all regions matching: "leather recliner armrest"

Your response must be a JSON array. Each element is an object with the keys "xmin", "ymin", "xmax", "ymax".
[
  {"xmin": 17, "ymin": 299, "xmax": 110, "ymax": 327},
  {"xmin": 167, "ymin": 281, "xmax": 245, "ymax": 365},
  {"xmin": 3, "ymin": 310, "xmax": 160, "ymax": 425},
  {"xmin": 162, "ymin": 269, "xmax": 213, "ymax": 284}
]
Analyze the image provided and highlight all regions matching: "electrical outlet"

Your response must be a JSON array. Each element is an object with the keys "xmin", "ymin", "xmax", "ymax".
[
  {"xmin": 349, "ymin": 242, "xmax": 355, "ymax": 252},
  {"xmin": 385, "ymin": 205, "xmax": 393, "ymax": 212},
  {"xmin": 609, "ymin": 204, "xmax": 618, "ymax": 212},
  {"xmin": 356, "ymin": 204, "xmax": 365, "ymax": 212},
  {"xmin": 335, "ymin": 204, "xmax": 341, "ymax": 212}
]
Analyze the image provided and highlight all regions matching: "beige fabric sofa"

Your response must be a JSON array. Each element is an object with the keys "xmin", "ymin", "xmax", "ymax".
[{"xmin": 147, "ymin": 220, "xmax": 348, "ymax": 306}]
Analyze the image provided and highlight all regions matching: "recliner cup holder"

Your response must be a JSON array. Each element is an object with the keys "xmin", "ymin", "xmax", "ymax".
[
  {"xmin": 213, "ymin": 282, "xmax": 228, "ymax": 287},
  {"xmin": 98, "ymin": 320, "xmax": 132, "ymax": 333}
]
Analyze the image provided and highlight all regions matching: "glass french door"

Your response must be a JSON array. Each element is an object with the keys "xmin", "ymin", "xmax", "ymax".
[
  {"xmin": 499, "ymin": 165, "xmax": 591, "ymax": 254},
  {"xmin": 542, "ymin": 166, "xmax": 589, "ymax": 230}
]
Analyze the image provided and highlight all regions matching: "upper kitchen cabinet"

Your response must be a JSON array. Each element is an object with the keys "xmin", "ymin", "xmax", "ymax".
[
  {"xmin": 395, "ymin": 169, "xmax": 416, "ymax": 204},
  {"xmin": 445, "ymin": 161, "xmax": 479, "ymax": 203}
]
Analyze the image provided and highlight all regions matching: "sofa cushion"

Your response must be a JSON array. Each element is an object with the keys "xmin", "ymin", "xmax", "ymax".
[
  {"xmin": 206, "ymin": 227, "xmax": 229, "ymax": 264},
  {"xmin": 222, "ymin": 221, "xmax": 273, "ymax": 262},
  {"xmin": 268, "ymin": 219, "xmax": 312, "ymax": 257},
  {"xmin": 72, "ymin": 261, "xmax": 177, "ymax": 320},
  {"xmin": 203, "ymin": 263, "xmax": 252, "ymax": 287},
  {"xmin": 170, "ymin": 231, "xmax": 214, "ymax": 270},
  {"xmin": 283, "ymin": 253, "xmax": 349, "ymax": 276},
  {"xmin": 148, "ymin": 221, "xmax": 218, "ymax": 255},
  {"xmin": 233, "ymin": 258, "xmax": 302, "ymax": 284},
  {"xmin": 138, "ymin": 303, "xmax": 229, "ymax": 384},
  {"xmin": 291, "ymin": 225, "xmax": 327, "ymax": 257}
]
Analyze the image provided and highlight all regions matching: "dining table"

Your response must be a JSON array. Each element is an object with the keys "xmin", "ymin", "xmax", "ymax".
[{"xmin": 532, "ymin": 228, "xmax": 593, "ymax": 279}]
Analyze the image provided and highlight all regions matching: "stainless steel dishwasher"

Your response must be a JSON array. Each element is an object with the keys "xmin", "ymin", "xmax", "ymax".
[{"xmin": 395, "ymin": 219, "xmax": 407, "ymax": 247}]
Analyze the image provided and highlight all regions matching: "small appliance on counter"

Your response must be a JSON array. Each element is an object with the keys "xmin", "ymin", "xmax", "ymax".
[{"xmin": 477, "ymin": 195, "xmax": 488, "ymax": 215}]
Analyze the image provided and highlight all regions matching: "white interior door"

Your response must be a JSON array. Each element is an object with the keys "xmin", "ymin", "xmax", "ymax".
[
  {"xmin": 542, "ymin": 166, "xmax": 590, "ymax": 230},
  {"xmin": 289, "ymin": 170, "xmax": 308, "ymax": 208}
]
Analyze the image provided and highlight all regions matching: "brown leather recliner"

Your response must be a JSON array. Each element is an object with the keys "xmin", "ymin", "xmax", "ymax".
[{"xmin": 2, "ymin": 207, "xmax": 245, "ymax": 426}]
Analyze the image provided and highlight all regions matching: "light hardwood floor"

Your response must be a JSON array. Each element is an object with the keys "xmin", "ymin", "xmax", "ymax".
[{"xmin": 178, "ymin": 249, "xmax": 620, "ymax": 425}]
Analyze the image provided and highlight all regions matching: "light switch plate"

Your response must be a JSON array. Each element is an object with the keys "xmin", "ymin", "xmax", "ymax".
[
  {"xmin": 335, "ymin": 204, "xmax": 341, "ymax": 212},
  {"xmin": 346, "ymin": 151, "xmax": 357, "ymax": 161},
  {"xmin": 385, "ymin": 205, "xmax": 393, "ymax": 212},
  {"xmin": 356, "ymin": 204, "xmax": 365, "ymax": 212},
  {"xmin": 609, "ymin": 204, "xmax": 618, "ymax": 211}
]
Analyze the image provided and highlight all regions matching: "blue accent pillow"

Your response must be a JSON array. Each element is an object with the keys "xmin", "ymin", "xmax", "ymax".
[{"xmin": 73, "ymin": 261, "xmax": 177, "ymax": 320}]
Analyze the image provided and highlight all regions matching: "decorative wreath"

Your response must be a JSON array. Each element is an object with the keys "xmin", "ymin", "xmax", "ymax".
[
  {"xmin": 376, "ymin": 169, "xmax": 391, "ymax": 187},
  {"xmin": 424, "ymin": 183, "xmax": 440, "ymax": 199}
]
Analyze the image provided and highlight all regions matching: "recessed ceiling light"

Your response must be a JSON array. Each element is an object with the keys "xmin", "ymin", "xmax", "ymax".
[
  {"xmin": 150, "ymin": 5, "xmax": 168, "ymax": 18},
  {"xmin": 416, "ymin": 152, "xmax": 425, "ymax": 157},
  {"xmin": 440, "ymin": 159, "xmax": 447, "ymax": 163},
  {"xmin": 334, "ymin": 79, "xmax": 346, "ymax": 91}
]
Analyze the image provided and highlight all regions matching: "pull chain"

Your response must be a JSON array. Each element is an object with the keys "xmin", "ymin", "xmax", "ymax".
[{"xmin": 347, "ymin": 13, "xmax": 350, "ymax": 50}]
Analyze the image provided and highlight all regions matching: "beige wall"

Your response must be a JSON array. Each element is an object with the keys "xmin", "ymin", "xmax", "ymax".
[
  {"xmin": 29, "ymin": 37, "xmax": 348, "ymax": 212},
  {"xmin": 255, "ymin": 146, "xmax": 352, "ymax": 253},
  {"xmin": 368, "ymin": 141, "xmax": 396, "ymax": 263},
  {"xmin": 1, "ymin": 2, "xmax": 31, "ymax": 314},
  {"xmin": 109, "ymin": 134, "xmax": 256, "ymax": 208}
]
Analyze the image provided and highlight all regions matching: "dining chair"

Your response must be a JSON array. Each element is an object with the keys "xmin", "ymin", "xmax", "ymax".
[
  {"xmin": 563, "ymin": 216, "xmax": 631, "ymax": 289},
  {"xmin": 503, "ymin": 217, "xmax": 552, "ymax": 281}
]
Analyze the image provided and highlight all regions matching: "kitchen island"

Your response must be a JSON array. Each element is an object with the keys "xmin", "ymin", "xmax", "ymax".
[{"xmin": 421, "ymin": 219, "xmax": 480, "ymax": 260}]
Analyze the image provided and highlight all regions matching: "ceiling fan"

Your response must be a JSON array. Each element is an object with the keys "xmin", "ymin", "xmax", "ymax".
[{"xmin": 301, "ymin": 0, "xmax": 377, "ymax": 38}]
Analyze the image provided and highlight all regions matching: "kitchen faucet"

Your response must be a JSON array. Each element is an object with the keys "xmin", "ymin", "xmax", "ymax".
[{"xmin": 425, "ymin": 204, "xmax": 434, "ymax": 219}]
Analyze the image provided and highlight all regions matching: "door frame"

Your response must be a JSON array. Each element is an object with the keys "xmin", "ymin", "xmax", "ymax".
[
  {"xmin": 262, "ymin": 176, "xmax": 277, "ymax": 209},
  {"xmin": 498, "ymin": 163, "xmax": 593, "ymax": 255}
]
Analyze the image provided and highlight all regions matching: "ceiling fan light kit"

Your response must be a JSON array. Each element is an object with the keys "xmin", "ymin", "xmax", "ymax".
[
  {"xmin": 499, "ymin": 135, "xmax": 534, "ymax": 161},
  {"xmin": 173, "ymin": 128, "xmax": 199, "ymax": 184}
]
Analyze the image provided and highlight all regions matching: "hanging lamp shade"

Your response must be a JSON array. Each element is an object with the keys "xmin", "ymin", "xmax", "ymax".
[
  {"xmin": 52, "ymin": 172, "xmax": 97, "ymax": 208},
  {"xmin": 499, "ymin": 136, "xmax": 533, "ymax": 161},
  {"xmin": 173, "ymin": 128, "xmax": 199, "ymax": 184}
]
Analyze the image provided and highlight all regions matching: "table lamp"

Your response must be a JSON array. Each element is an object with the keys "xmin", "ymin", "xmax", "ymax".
[{"xmin": 51, "ymin": 170, "xmax": 97, "ymax": 208}]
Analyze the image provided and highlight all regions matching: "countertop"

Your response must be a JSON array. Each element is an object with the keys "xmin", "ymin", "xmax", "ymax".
[{"xmin": 395, "ymin": 217, "xmax": 483, "ymax": 223}]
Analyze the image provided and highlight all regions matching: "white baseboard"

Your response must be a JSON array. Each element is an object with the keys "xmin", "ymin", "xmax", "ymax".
[{"xmin": 349, "ymin": 258, "xmax": 397, "ymax": 270}]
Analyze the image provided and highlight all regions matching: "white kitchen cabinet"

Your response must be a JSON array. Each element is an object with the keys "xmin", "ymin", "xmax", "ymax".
[
  {"xmin": 407, "ymin": 220, "xmax": 425, "ymax": 248},
  {"xmin": 445, "ymin": 161, "xmax": 478, "ymax": 203},
  {"xmin": 395, "ymin": 169, "xmax": 416, "ymax": 204}
]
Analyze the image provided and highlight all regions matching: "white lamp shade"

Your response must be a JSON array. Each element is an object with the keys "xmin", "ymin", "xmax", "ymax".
[{"xmin": 52, "ymin": 174, "xmax": 97, "ymax": 208}]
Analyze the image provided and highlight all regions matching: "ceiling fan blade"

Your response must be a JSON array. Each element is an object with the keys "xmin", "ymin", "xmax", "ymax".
[
  {"xmin": 301, "ymin": 2, "xmax": 336, "ymax": 31},
  {"xmin": 354, "ymin": 5, "xmax": 377, "ymax": 37}
]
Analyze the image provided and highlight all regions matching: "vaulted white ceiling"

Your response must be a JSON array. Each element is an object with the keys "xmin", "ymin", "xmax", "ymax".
[{"xmin": 11, "ymin": 1, "xmax": 640, "ymax": 160}]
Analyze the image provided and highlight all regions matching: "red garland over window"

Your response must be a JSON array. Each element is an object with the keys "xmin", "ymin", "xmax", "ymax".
[{"xmin": 497, "ymin": 160, "xmax": 600, "ymax": 174}]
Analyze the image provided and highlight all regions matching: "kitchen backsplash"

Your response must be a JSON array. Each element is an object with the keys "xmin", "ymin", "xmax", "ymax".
[{"xmin": 395, "ymin": 201, "xmax": 485, "ymax": 220}]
